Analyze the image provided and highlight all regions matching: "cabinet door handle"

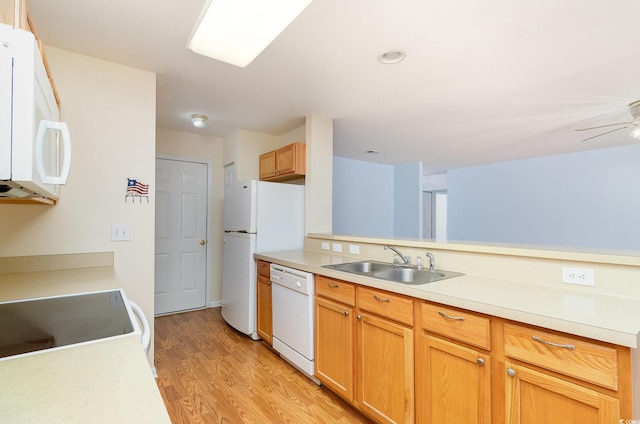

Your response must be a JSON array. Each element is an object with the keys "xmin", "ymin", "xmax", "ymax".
[
  {"xmin": 344, "ymin": 310, "xmax": 349, "ymax": 316},
  {"xmin": 506, "ymin": 367, "xmax": 516, "ymax": 377},
  {"xmin": 532, "ymin": 336, "xmax": 575, "ymax": 350},
  {"xmin": 477, "ymin": 358, "xmax": 485, "ymax": 366},
  {"xmin": 373, "ymin": 295, "xmax": 391, "ymax": 302},
  {"xmin": 438, "ymin": 311, "xmax": 465, "ymax": 321},
  {"xmin": 357, "ymin": 314, "xmax": 362, "ymax": 320},
  {"xmin": 327, "ymin": 282, "xmax": 340, "ymax": 288}
]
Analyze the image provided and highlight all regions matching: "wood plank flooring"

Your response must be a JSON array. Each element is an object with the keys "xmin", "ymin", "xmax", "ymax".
[{"xmin": 154, "ymin": 308, "xmax": 371, "ymax": 423}]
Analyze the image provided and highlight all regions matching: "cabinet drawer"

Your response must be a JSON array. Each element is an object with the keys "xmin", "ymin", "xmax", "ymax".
[
  {"xmin": 421, "ymin": 302, "xmax": 491, "ymax": 350},
  {"xmin": 256, "ymin": 260, "xmax": 270, "ymax": 278},
  {"xmin": 316, "ymin": 275, "xmax": 355, "ymax": 306},
  {"xmin": 357, "ymin": 287, "xmax": 413, "ymax": 326},
  {"xmin": 504, "ymin": 323, "xmax": 619, "ymax": 390}
]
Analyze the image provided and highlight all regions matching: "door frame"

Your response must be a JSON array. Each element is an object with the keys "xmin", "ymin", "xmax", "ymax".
[{"xmin": 156, "ymin": 154, "xmax": 213, "ymax": 311}]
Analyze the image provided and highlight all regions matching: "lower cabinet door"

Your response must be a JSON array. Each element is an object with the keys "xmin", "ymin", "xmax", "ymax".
[
  {"xmin": 356, "ymin": 312, "xmax": 414, "ymax": 424},
  {"xmin": 315, "ymin": 297, "xmax": 354, "ymax": 401},
  {"xmin": 504, "ymin": 362, "xmax": 620, "ymax": 424},
  {"xmin": 256, "ymin": 275, "xmax": 272, "ymax": 344},
  {"xmin": 417, "ymin": 334, "xmax": 491, "ymax": 424}
]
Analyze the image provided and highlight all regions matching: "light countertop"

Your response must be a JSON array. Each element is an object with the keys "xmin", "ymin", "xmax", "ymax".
[
  {"xmin": 255, "ymin": 249, "xmax": 640, "ymax": 348},
  {"xmin": 0, "ymin": 335, "xmax": 171, "ymax": 423},
  {"xmin": 0, "ymin": 257, "xmax": 170, "ymax": 423}
]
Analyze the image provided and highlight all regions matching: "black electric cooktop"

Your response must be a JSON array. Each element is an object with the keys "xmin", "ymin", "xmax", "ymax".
[{"xmin": 0, "ymin": 290, "xmax": 135, "ymax": 359}]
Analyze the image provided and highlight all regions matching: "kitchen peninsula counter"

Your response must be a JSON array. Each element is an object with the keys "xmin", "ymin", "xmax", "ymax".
[{"xmin": 255, "ymin": 249, "xmax": 640, "ymax": 348}]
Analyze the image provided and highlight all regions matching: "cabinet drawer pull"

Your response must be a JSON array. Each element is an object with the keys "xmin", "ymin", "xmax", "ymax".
[
  {"xmin": 327, "ymin": 282, "xmax": 340, "ymax": 288},
  {"xmin": 438, "ymin": 311, "xmax": 465, "ymax": 321},
  {"xmin": 532, "ymin": 336, "xmax": 575, "ymax": 350},
  {"xmin": 373, "ymin": 295, "xmax": 391, "ymax": 302}
]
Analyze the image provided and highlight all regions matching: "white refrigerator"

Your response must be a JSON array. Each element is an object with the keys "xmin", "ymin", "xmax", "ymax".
[{"xmin": 221, "ymin": 180, "xmax": 305, "ymax": 339}]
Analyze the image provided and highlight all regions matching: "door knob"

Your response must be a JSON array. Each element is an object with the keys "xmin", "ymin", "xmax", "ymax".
[{"xmin": 200, "ymin": 240, "xmax": 206, "ymax": 245}]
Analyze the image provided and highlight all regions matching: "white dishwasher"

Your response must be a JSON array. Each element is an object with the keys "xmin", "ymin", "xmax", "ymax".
[{"xmin": 270, "ymin": 264, "xmax": 319, "ymax": 384}]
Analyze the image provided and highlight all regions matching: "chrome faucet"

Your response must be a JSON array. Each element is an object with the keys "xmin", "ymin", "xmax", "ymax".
[
  {"xmin": 384, "ymin": 245, "xmax": 410, "ymax": 266},
  {"xmin": 425, "ymin": 252, "xmax": 435, "ymax": 271}
]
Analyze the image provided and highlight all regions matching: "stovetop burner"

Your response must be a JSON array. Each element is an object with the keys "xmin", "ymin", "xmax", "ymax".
[{"xmin": 0, "ymin": 290, "xmax": 135, "ymax": 359}]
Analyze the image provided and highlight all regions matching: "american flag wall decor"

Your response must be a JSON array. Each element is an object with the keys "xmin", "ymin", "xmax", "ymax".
[{"xmin": 125, "ymin": 178, "xmax": 150, "ymax": 203}]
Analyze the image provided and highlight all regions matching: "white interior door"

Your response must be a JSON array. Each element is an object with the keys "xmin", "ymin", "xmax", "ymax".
[{"xmin": 155, "ymin": 158, "xmax": 208, "ymax": 315}]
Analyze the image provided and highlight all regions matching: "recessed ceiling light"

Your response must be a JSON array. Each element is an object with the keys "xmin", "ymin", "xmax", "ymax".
[
  {"xmin": 378, "ymin": 50, "xmax": 405, "ymax": 64},
  {"xmin": 191, "ymin": 114, "xmax": 208, "ymax": 128}
]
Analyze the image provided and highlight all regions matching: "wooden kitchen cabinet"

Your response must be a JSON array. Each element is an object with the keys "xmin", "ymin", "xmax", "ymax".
[
  {"xmin": 356, "ymin": 287, "xmax": 414, "ymax": 424},
  {"xmin": 504, "ymin": 361, "xmax": 620, "ymax": 424},
  {"xmin": 501, "ymin": 322, "xmax": 629, "ymax": 424},
  {"xmin": 0, "ymin": 0, "xmax": 26, "ymax": 28},
  {"xmin": 312, "ymin": 273, "xmax": 634, "ymax": 424},
  {"xmin": 315, "ymin": 296, "xmax": 355, "ymax": 401},
  {"xmin": 259, "ymin": 142, "xmax": 306, "ymax": 181},
  {"xmin": 0, "ymin": 0, "xmax": 60, "ymax": 108},
  {"xmin": 258, "ymin": 151, "xmax": 277, "ymax": 180},
  {"xmin": 314, "ymin": 275, "xmax": 355, "ymax": 402},
  {"xmin": 315, "ymin": 275, "xmax": 355, "ymax": 401},
  {"xmin": 256, "ymin": 260, "xmax": 272, "ymax": 344},
  {"xmin": 416, "ymin": 302, "xmax": 492, "ymax": 424}
]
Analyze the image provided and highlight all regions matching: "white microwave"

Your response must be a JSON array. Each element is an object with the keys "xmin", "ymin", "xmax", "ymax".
[{"xmin": 0, "ymin": 23, "xmax": 71, "ymax": 203}]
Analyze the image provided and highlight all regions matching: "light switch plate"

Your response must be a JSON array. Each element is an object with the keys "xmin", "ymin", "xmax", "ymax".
[
  {"xmin": 111, "ymin": 224, "xmax": 131, "ymax": 241},
  {"xmin": 321, "ymin": 242, "xmax": 330, "ymax": 250},
  {"xmin": 349, "ymin": 244, "xmax": 360, "ymax": 254},
  {"xmin": 332, "ymin": 243, "xmax": 343, "ymax": 253}
]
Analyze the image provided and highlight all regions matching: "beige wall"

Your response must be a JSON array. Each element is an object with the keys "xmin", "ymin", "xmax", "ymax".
[
  {"xmin": 305, "ymin": 114, "xmax": 333, "ymax": 234},
  {"xmin": 155, "ymin": 127, "xmax": 225, "ymax": 304},
  {"xmin": 0, "ymin": 47, "xmax": 157, "ymax": 361}
]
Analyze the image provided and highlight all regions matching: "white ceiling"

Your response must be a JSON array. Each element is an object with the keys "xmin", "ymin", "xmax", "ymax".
[{"xmin": 29, "ymin": 0, "xmax": 640, "ymax": 174}]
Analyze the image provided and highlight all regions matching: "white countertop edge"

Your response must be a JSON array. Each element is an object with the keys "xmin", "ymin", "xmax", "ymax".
[{"xmin": 255, "ymin": 250, "xmax": 640, "ymax": 349}]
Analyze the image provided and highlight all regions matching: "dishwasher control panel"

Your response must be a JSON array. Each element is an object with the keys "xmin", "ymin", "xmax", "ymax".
[{"xmin": 270, "ymin": 264, "xmax": 314, "ymax": 295}]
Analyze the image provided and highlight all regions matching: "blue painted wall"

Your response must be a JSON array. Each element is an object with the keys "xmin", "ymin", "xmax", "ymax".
[
  {"xmin": 447, "ymin": 144, "xmax": 640, "ymax": 250},
  {"xmin": 333, "ymin": 157, "xmax": 394, "ymax": 237},
  {"xmin": 393, "ymin": 161, "xmax": 423, "ymax": 238}
]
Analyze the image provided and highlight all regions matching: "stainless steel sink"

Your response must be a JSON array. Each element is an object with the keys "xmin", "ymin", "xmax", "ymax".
[
  {"xmin": 324, "ymin": 260, "xmax": 395, "ymax": 274},
  {"xmin": 322, "ymin": 260, "xmax": 463, "ymax": 284},
  {"xmin": 372, "ymin": 268, "xmax": 463, "ymax": 284}
]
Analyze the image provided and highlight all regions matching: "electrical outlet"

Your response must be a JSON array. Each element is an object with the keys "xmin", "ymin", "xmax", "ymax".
[
  {"xmin": 349, "ymin": 244, "xmax": 360, "ymax": 254},
  {"xmin": 562, "ymin": 267, "xmax": 595, "ymax": 286},
  {"xmin": 332, "ymin": 243, "xmax": 343, "ymax": 253},
  {"xmin": 321, "ymin": 242, "xmax": 330, "ymax": 250}
]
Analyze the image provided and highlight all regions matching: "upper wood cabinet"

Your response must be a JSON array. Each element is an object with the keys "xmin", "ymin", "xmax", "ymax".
[
  {"xmin": 0, "ymin": 0, "xmax": 26, "ymax": 28},
  {"xmin": 259, "ymin": 142, "xmax": 306, "ymax": 181},
  {"xmin": 0, "ymin": 0, "xmax": 60, "ymax": 106}
]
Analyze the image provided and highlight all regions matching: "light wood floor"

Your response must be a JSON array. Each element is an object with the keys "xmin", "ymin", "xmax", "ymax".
[{"xmin": 155, "ymin": 308, "xmax": 371, "ymax": 424}]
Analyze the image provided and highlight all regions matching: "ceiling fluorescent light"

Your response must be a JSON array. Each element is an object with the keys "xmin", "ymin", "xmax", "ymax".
[{"xmin": 187, "ymin": 0, "xmax": 313, "ymax": 68}]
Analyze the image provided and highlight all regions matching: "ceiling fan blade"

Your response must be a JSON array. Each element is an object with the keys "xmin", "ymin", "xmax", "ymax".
[
  {"xmin": 575, "ymin": 121, "xmax": 634, "ymax": 131},
  {"xmin": 580, "ymin": 125, "xmax": 631, "ymax": 142}
]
